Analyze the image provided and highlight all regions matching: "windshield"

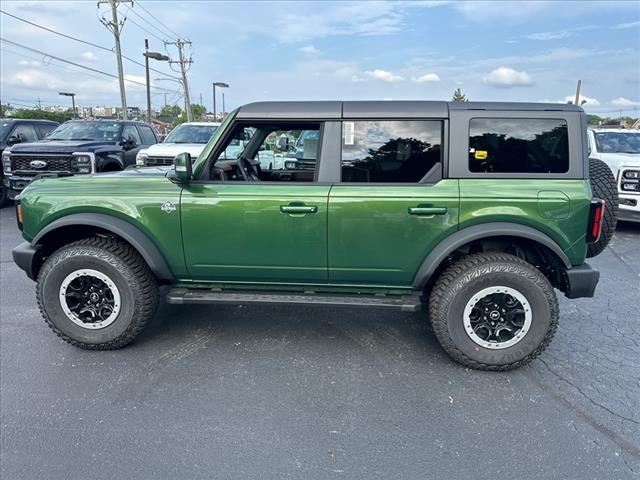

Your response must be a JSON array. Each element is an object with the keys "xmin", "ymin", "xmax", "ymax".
[
  {"xmin": 47, "ymin": 121, "xmax": 121, "ymax": 141},
  {"xmin": 594, "ymin": 132, "xmax": 640, "ymax": 154},
  {"xmin": 165, "ymin": 124, "xmax": 219, "ymax": 144}
]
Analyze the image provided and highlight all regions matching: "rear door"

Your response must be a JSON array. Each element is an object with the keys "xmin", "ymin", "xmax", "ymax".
[
  {"xmin": 181, "ymin": 121, "xmax": 331, "ymax": 283},
  {"xmin": 328, "ymin": 119, "xmax": 459, "ymax": 286}
]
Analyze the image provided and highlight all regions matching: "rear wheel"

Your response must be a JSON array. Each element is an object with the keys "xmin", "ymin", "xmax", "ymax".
[
  {"xmin": 587, "ymin": 157, "xmax": 618, "ymax": 257},
  {"xmin": 37, "ymin": 237, "xmax": 158, "ymax": 349},
  {"xmin": 429, "ymin": 253, "xmax": 558, "ymax": 371}
]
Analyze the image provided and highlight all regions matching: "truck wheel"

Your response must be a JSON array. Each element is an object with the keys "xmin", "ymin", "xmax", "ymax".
[
  {"xmin": 429, "ymin": 253, "xmax": 558, "ymax": 371},
  {"xmin": 36, "ymin": 237, "xmax": 158, "ymax": 349},
  {"xmin": 587, "ymin": 157, "xmax": 618, "ymax": 258}
]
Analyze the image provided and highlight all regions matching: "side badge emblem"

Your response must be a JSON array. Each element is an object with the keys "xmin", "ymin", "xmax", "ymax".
[{"xmin": 161, "ymin": 201, "xmax": 176, "ymax": 213}]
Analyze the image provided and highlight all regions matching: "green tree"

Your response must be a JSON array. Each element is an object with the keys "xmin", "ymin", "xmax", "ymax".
[
  {"xmin": 452, "ymin": 88, "xmax": 468, "ymax": 102},
  {"xmin": 8, "ymin": 108, "xmax": 73, "ymax": 123},
  {"xmin": 171, "ymin": 104, "xmax": 208, "ymax": 127},
  {"xmin": 159, "ymin": 105, "xmax": 182, "ymax": 117}
]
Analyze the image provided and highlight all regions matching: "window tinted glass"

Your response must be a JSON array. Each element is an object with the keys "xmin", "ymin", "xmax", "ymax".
[
  {"xmin": 211, "ymin": 123, "xmax": 320, "ymax": 183},
  {"xmin": 37, "ymin": 123, "xmax": 57, "ymax": 139},
  {"xmin": 469, "ymin": 118, "xmax": 569, "ymax": 174},
  {"xmin": 11, "ymin": 124, "xmax": 38, "ymax": 142},
  {"xmin": 341, "ymin": 121, "xmax": 442, "ymax": 183},
  {"xmin": 48, "ymin": 121, "xmax": 120, "ymax": 141},
  {"xmin": 138, "ymin": 125, "xmax": 157, "ymax": 145},
  {"xmin": 594, "ymin": 132, "xmax": 640, "ymax": 154},
  {"xmin": 122, "ymin": 125, "xmax": 141, "ymax": 146}
]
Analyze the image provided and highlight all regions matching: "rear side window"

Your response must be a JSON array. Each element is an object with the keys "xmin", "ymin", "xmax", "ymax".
[
  {"xmin": 138, "ymin": 125, "xmax": 157, "ymax": 145},
  {"xmin": 469, "ymin": 118, "xmax": 569, "ymax": 174},
  {"xmin": 341, "ymin": 121, "xmax": 442, "ymax": 183}
]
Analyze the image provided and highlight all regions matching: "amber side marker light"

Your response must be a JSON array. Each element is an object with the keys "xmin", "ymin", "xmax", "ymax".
[{"xmin": 15, "ymin": 203, "xmax": 23, "ymax": 230}]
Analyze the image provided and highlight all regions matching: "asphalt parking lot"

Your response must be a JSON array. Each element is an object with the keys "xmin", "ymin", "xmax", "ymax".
[{"xmin": 1, "ymin": 205, "xmax": 639, "ymax": 479}]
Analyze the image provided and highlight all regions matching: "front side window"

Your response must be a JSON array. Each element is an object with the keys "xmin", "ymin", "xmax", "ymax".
[
  {"xmin": 341, "ymin": 121, "xmax": 442, "ymax": 183},
  {"xmin": 47, "ymin": 121, "xmax": 120, "ymax": 142},
  {"xmin": 469, "ymin": 118, "xmax": 569, "ymax": 174},
  {"xmin": 209, "ymin": 122, "xmax": 320, "ymax": 182},
  {"xmin": 10, "ymin": 124, "xmax": 38, "ymax": 143},
  {"xmin": 122, "ymin": 125, "xmax": 141, "ymax": 146}
]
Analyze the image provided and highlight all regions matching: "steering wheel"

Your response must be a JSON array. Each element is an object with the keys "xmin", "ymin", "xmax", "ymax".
[{"xmin": 238, "ymin": 156, "xmax": 260, "ymax": 182}]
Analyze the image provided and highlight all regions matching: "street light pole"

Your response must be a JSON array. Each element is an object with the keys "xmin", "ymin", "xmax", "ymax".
[
  {"xmin": 212, "ymin": 82, "xmax": 229, "ymax": 120},
  {"xmin": 145, "ymin": 39, "xmax": 151, "ymax": 124},
  {"xmin": 143, "ymin": 42, "xmax": 170, "ymax": 124},
  {"xmin": 59, "ymin": 92, "xmax": 76, "ymax": 118}
]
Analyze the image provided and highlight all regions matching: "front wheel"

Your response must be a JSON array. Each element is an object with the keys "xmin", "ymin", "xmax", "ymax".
[
  {"xmin": 37, "ymin": 237, "xmax": 158, "ymax": 349},
  {"xmin": 429, "ymin": 253, "xmax": 558, "ymax": 371}
]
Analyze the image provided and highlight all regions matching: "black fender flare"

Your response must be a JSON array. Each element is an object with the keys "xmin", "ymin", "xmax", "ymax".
[
  {"xmin": 33, "ymin": 213, "xmax": 174, "ymax": 280},
  {"xmin": 412, "ymin": 222, "xmax": 572, "ymax": 289}
]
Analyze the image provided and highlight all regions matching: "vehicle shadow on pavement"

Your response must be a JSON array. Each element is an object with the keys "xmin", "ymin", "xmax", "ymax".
[{"xmin": 135, "ymin": 297, "xmax": 448, "ymax": 368}]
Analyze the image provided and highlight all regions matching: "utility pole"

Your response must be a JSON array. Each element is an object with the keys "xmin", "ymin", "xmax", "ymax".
[
  {"xmin": 574, "ymin": 79, "xmax": 581, "ymax": 106},
  {"xmin": 222, "ymin": 92, "xmax": 225, "ymax": 118},
  {"xmin": 168, "ymin": 39, "xmax": 193, "ymax": 121},
  {"xmin": 98, "ymin": 0, "xmax": 132, "ymax": 120}
]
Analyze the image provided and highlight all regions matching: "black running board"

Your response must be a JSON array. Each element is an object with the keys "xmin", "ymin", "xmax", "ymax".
[{"xmin": 166, "ymin": 288, "xmax": 424, "ymax": 312}]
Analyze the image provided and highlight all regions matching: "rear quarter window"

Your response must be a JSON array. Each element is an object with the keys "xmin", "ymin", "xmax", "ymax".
[{"xmin": 469, "ymin": 118, "xmax": 569, "ymax": 174}]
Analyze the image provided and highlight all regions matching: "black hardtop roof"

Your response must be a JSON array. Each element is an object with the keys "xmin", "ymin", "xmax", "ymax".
[
  {"xmin": 237, "ymin": 101, "xmax": 582, "ymax": 119},
  {"xmin": 1, "ymin": 118, "xmax": 59, "ymax": 124}
]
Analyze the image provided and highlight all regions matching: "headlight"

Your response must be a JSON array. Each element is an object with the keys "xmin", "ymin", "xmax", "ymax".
[
  {"xmin": 623, "ymin": 170, "xmax": 639, "ymax": 179},
  {"xmin": 136, "ymin": 151, "xmax": 148, "ymax": 166},
  {"xmin": 2, "ymin": 152, "xmax": 11, "ymax": 174},
  {"xmin": 284, "ymin": 160, "xmax": 297, "ymax": 170},
  {"xmin": 70, "ymin": 152, "xmax": 95, "ymax": 174}
]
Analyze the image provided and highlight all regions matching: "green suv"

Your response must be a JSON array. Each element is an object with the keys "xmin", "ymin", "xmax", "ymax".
[{"xmin": 12, "ymin": 101, "xmax": 617, "ymax": 370}]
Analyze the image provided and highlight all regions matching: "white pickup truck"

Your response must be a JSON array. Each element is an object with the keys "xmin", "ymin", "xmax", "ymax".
[
  {"xmin": 588, "ymin": 128, "xmax": 640, "ymax": 223},
  {"xmin": 136, "ymin": 122, "xmax": 221, "ymax": 167}
]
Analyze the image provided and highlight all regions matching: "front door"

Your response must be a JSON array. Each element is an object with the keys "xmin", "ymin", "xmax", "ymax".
[
  {"xmin": 181, "ymin": 121, "xmax": 330, "ymax": 284},
  {"xmin": 328, "ymin": 119, "xmax": 459, "ymax": 286}
]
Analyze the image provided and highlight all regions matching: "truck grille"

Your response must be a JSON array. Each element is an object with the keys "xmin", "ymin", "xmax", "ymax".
[
  {"xmin": 11, "ymin": 154, "xmax": 73, "ymax": 172},
  {"xmin": 619, "ymin": 168, "xmax": 640, "ymax": 195},
  {"xmin": 145, "ymin": 156, "xmax": 174, "ymax": 166}
]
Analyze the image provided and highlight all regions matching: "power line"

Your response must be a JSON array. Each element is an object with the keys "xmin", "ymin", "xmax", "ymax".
[
  {"xmin": 134, "ymin": 0, "xmax": 182, "ymax": 40},
  {"xmin": 0, "ymin": 37, "xmax": 176, "ymax": 93},
  {"xmin": 122, "ymin": 8, "xmax": 168, "ymax": 43},
  {"xmin": 125, "ymin": 5, "xmax": 174, "ymax": 42},
  {"xmin": 0, "ymin": 9, "xmax": 179, "ymax": 80}
]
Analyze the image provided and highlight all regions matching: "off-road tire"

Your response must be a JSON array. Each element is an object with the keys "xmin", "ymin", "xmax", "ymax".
[
  {"xmin": 587, "ymin": 157, "xmax": 618, "ymax": 258},
  {"xmin": 37, "ymin": 236, "xmax": 158, "ymax": 349},
  {"xmin": 429, "ymin": 253, "xmax": 558, "ymax": 371}
]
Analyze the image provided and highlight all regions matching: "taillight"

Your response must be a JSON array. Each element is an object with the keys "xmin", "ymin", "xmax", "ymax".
[{"xmin": 587, "ymin": 199, "xmax": 605, "ymax": 243}]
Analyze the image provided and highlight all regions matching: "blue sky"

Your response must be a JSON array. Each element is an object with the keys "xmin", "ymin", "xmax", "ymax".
[{"xmin": 1, "ymin": 0, "xmax": 639, "ymax": 116}]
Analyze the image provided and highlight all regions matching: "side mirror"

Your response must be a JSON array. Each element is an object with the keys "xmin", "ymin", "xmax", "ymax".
[
  {"xmin": 120, "ymin": 135, "xmax": 135, "ymax": 150},
  {"xmin": 173, "ymin": 152, "xmax": 192, "ymax": 182},
  {"xmin": 7, "ymin": 135, "xmax": 22, "ymax": 146}
]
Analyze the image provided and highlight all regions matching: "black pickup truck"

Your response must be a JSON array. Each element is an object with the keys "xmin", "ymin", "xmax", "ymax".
[
  {"xmin": 1, "ymin": 118, "xmax": 59, "ymax": 205},
  {"xmin": 2, "ymin": 119, "xmax": 158, "ymax": 200}
]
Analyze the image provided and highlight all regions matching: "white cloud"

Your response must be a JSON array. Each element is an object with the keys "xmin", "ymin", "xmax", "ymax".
[
  {"xmin": 365, "ymin": 69, "xmax": 404, "ymax": 82},
  {"xmin": 562, "ymin": 95, "xmax": 600, "ymax": 106},
  {"xmin": 613, "ymin": 20, "xmax": 640, "ymax": 29},
  {"xmin": 299, "ymin": 45, "xmax": 320, "ymax": 55},
  {"xmin": 80, "ymin": 51, "xmax": 97, "ymax": 62},
  {"xmin": 412, "ymin": 73, "xmax": 441, "ymax": 83},
  {"xmin": 526, "ymin": 30, "xmax": 573, "ymax": 40},
  {"xmin": 611, "ymin": 97, "xmax": 640, "ymax": 107},
  {"xmin": 483, "ymin": 67, "xmax": 532, "ymax": 87}
]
